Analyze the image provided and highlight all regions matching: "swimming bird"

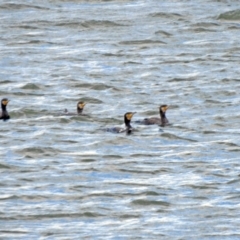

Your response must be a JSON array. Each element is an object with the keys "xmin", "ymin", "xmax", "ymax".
[
  {"xmin": 0, "ymin": 98, "xmax": 10, "ymax": 121},
  {"xmin": 107, "ymin": 112, "xmax": 136, "ymax": 134},
  {"xmin": 77, "ymin": 101, "xmax": 86, "ymax": 114},
  {"xmin": 139, "ymin": 105, "xmax": 169, "ymax": 126},
  {"xmin": 63, "ymin": 101, "xmax": 86, "ymax": 115}
]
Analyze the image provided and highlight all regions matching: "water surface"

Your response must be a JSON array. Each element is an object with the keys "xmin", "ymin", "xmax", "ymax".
[{"xmin": 1, "ymin": 0, "xmax": 240, "ymax": 239}]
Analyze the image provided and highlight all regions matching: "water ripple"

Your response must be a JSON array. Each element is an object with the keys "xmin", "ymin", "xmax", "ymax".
[{"xmin": 1, "ymin": 0, "xmax": 240, "ymax": 239}]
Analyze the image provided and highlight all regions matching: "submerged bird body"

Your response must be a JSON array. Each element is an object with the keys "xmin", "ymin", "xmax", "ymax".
[
  {"xmin": 107, "ymin": 112, "xmax": 136, "ymax": 134},
  {"xmin": 140, "ymin": 105, "xmax": 169, "ymax": 126},
  {"xmin": 62, "ymin": 101, "xmax": 86, "ymax": 116},
  {"xmin": 0, "ymin": 98, "xmax": 10, "ymax": 121}
]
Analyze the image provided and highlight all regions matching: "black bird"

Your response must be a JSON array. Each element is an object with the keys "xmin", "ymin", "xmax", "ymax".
[
  {"xmin": 77, "ymin": 101, "xmax": 86, "ymax": 114},
  {"xmin": 0, "ymin": 98, "xmax": 10, "ymax": 121},
  {"xmin": 140, "ymin": 105, "xmax": 169, "ymax": 126},
  {"xmin": 107, "ymin": 112, "xmax": 136, "ymax": 134},
  {"xmin": 63, "ymin": 101, "xmax": 86, "ymax": 115}
]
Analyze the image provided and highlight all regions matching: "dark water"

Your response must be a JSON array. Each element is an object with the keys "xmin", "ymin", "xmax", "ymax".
[{"xmin": 1, "ymin": 0, "xmax": 240, "ymax": 239}]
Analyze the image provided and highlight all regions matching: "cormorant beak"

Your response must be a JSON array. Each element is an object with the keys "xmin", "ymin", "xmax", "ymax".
[{"xmin": 130, "ymin": 112, "xmax": 137, "ymax": 118}]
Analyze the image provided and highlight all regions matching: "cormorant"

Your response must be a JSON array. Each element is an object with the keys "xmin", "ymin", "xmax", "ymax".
[
  {"xmin": 63, "ymin": 101, "xmax": 86, "ymax": 115},
  {"xmin": 107, "ymin": 112, "xmax": 136, "ymax": 134},
  {"xmin": 140, "ymin": 105, "xmax": 169, "ymax": 126},
  {"xmin": 0, "ymin": 98, "xmax": 10, "ymax": 121}
]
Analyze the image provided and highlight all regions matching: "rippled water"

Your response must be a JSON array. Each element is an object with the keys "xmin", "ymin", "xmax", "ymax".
[{"xmin": 1, "ymin": 0, "xmax": 240, "ymax": 239}]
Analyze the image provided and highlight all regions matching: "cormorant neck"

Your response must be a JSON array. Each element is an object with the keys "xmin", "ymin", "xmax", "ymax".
[
  {"xmin": 160, "ymin": 109, "xmax": 166, "ymax": 120},
  {"xmin": 1, "ymin": 103, "xmax": 7, "ymax": 111},
  {"xmin": 125, "ymin": 120, "xmax": 132, "ymax": 134},
  {"xmin": 77, "ymin": 108, "xmax": 83, "ymax": 114},
  {"xmin": 124, "ymin": 116, "xmax": 133, "ymax": 134},
  {"xmin": 124, "ymin": 117, "xmax": 132, "ymax": 128}
]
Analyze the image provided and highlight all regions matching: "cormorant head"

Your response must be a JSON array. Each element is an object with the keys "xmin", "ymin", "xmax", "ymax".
[
  {"xmin": 160, "ymin": 105, "xmax": 168, "ymax": 113},
  {"xmin": 1, "ymin": 98, "xmax": 9, "ymax": 106},
  {"xmin": 77, "ymin": 101, "xmax": 86, "ymax": 114},
  {"xmin": 124, "ymin": 112, "xmax": 136, "ymax": 126},
  {"xmin": 124, "ymin": 112, "xmax": 136, "ymax": 134}
]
